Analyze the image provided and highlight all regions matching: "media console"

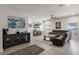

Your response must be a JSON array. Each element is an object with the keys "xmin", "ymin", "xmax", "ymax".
[{"xmin": 3, "ymin": 29, "xmax": 30, "ymax": 49}]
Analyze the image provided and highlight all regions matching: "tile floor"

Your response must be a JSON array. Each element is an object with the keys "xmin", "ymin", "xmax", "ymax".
[{"xmin": 1, "ymin": 34, "xmax": 79, "ymax": 55}]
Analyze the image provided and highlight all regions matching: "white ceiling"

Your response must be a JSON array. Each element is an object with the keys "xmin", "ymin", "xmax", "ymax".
[
  {"xmin": 1, "ymin": 4, "xmax": 59, "ymax": 17},
  {"xmin": 1, "ymin": 4, "xmax": 79, "ymax": 20}
]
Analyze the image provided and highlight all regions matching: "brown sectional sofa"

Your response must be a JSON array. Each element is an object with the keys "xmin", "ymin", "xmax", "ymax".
[
  {"xmin": 52, "ymin": 30, "xmax": 68, "ymax": 34},
  {"xmin": 50, "ymin": 30, "xmax": 71, "ymax": 46},
  {"xmin": 52, "ymin": 33, "xmax": 68, "ymax": 46}
]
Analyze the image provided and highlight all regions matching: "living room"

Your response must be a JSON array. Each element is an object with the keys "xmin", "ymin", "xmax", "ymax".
[{"xmin": 0, "ymin": 4, "xmax": 79, "ymax": 55}]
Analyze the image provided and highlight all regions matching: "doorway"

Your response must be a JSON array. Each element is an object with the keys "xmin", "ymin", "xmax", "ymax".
[{"xmin": 68, "ymin": 23, "xmax": 78, "ymax": 35}]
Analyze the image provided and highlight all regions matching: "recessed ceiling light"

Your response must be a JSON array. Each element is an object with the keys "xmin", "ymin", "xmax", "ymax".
[
  {"xmin": 59, "ymin": 4, "xmax": 64, "ymax": 7},
  {"xmin": 66, "ymin": 4, "xmax": 71, "ymax": 6},
  {"xmin": 33, "ymin": 16, "xmax": 36, "ymax": 18}
]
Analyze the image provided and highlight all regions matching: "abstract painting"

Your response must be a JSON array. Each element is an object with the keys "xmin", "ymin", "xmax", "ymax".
[{"xmin": 8, "ymin": 16, "xmax": 25, "ymax": 28}]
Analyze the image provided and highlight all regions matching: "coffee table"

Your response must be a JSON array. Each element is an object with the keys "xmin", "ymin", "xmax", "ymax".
[{"xmin": 44, "ymin": 34, "xmax": 57, "ymax": 40}]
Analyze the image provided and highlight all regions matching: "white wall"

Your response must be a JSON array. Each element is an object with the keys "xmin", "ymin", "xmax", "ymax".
[
  {"xmin": 52, "ymin": 19, "xmax": 68, "ymax": 30},
  {"xmin": 52, "ymin": 5, "xmax": 79, "ymax": 36},
  {"xmin": 52, "ymin": 16, "xmax": 79, "ymax": 36},
  {"xmin": 0, "ymin": 6, "xmax": 28, "ymax": 52},
  {"xmin": 0, "ymin": 6, "xmax": 28, "ymax": 33}
]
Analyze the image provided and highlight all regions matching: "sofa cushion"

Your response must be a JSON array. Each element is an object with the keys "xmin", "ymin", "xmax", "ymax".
[{"xmin": 56, "ymin": 36, "xmax": 63, "ymax": 40}]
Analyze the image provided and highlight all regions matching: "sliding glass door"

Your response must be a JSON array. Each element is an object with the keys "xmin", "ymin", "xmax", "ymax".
[{"xmin": 68, "ymin": 23, "xmax": 78, "ymax": 35}]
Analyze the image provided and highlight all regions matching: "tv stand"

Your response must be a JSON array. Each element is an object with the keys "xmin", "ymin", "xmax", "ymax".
[{"xmin": 3, "ymin": 31, "xmax": 30, "ymax": 49}]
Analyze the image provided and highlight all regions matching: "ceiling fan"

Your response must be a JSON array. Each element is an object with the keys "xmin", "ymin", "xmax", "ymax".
[{"xmin": 50, "ymin": 15, "xmax": 58, "ymax": 19}]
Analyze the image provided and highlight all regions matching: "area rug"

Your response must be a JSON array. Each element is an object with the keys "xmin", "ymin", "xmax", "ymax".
[{"xmin": 9, "ymin": 44, "xmax": 44, "ymax": 55}]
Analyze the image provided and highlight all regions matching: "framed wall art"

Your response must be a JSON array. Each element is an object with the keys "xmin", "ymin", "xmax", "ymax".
[
  {"xmin": 55, "ymin": 22, "xmax": 61, "ymax": 29},
  {"xmin": 8, "ymin": 16, "xmax": 25, "ymax": 28}
]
